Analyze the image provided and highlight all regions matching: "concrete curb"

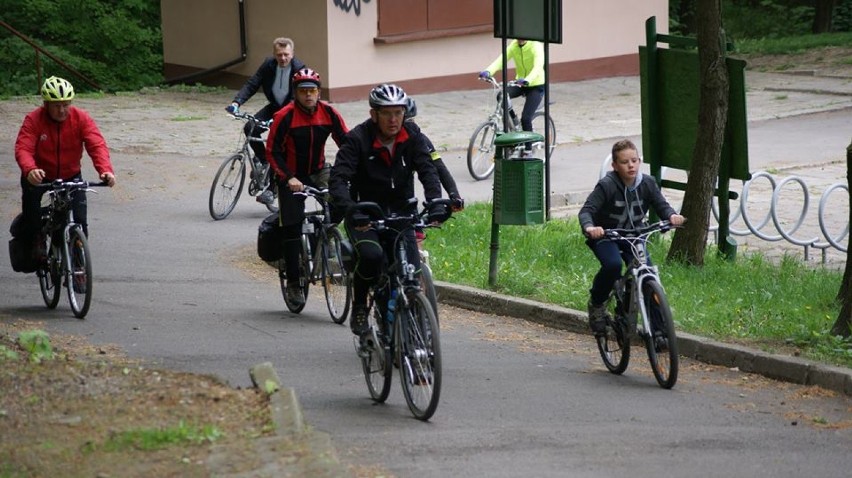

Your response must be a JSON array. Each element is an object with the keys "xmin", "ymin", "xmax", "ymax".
[
  {"xmin": 226, "ymin": 362, "xmax": 350, "ymax": 477},
  {"xmin": 434, "ymin": 281, "xmax": 852, "ymax": 396}
]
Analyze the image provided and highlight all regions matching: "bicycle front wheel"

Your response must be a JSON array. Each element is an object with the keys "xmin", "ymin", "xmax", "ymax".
[
  {"xmin": 642, "ymin": 280, "xmax": 678, "ymax": 389},
  {"xmin": 38, "ymin": 233, "xmax": 61, "ymax": 309},
  {"xmin": 531, "ymin": 112, "xmax": 556, "ymax": 158},
  {"xmin": 396, "ymin": 290, "xmax": 441, "ymax": 421},
  {"xmin": 420, "ymin": 262, "xmax": 439, "ymax": 324},
  {"xmin": 322, "ymin": 228, "xmax": 351, "ymax": 324},
  {"xmin": 362, "ymin": 305, "xmax": 392, "ymax": 402},
  {"xmin": 67, "ymin": 229, "xmax": 92, "ymax": 319},
  {"xmin": 209, "ymin": 154, "xmax": 247, "ymax": 220},
  {"xmin": 467, "ymin": 121, "xmax": 498, "ymax": 180}
]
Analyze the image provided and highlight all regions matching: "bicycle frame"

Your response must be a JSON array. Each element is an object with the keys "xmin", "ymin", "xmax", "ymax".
[
  {"xmin": 233, "ymin": 112, "xmax": 273, "ymax": 190},
  {"xmin": 618, "ymin": 235, "xmax": 665, "ymax": 338}
]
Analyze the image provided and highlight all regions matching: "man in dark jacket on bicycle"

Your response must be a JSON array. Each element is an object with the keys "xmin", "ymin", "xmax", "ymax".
[
  {"xmin": 226, "ymin": 37, "xmax": 306, "ymax": 205},
  {"xmin": 329, "ymin": 84, "xmax": 448, "ymax": 339},
  {"xmin": 266, "ymin": 68, "xmax": 349, "ymax": 307}
]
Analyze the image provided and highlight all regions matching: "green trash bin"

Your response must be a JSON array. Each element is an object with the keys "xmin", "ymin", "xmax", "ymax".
[{"xmin": 493, "ymin": 131, "xmax": 545, "ymax": 225}]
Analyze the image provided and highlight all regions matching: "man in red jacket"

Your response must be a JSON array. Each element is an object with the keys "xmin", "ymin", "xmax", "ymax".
[
  {"xmin": 265, "ymin": 68, "xmax": 348, "ymax": 306},
  {"xmin": 14, "ymin": 76, "xmax": 116, "ymax": 241}
]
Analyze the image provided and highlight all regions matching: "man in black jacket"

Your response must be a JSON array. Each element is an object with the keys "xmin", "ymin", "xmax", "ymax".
[
  {"xmin": 226, "ymin": 37, "xmax": 306, "ymax": 204},
  {"xmin": 329, "ymin": 84, "xmax": 448, "ymax": 339}
]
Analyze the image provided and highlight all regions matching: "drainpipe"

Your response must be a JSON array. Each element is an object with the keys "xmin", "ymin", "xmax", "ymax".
[{"xmin": 163, "ymin": 0, "xmax": 248, "ymax": 85}]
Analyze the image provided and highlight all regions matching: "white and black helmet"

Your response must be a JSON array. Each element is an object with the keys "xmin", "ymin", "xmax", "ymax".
[{"xmin": 368, "ymin": 83, "xmax": 408, "ymax": 109}]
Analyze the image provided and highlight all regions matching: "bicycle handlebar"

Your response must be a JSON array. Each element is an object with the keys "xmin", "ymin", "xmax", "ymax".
[
  {"xmin": 34, "ymin": 179, "xmax": 110, "ymax": 191},
  {"xmin": 345, "ymin": 199, "xmax": 453, "ymax": 231},
  {"xmin": 228, "ymin": 111, "xmax": 273, "ymax": 129},
  {"xmin": 604, "ymin": 220, "xmax": 680, "ymax": 239},
  {"xmin": 478, "ymin": 76, "xmax": 525, "ymax": 89}
]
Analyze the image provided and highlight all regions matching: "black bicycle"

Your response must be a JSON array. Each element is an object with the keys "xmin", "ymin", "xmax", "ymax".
[
  {"xmin": 35, "ymin": 180, "xmax": 109, "ymax": 318},
  {"xmin": 594, "ymin": 220, "xmax": 680, "ymax": 389},
  {"xmin": 278, "ymin": 186, "xmax": 351, "ymax": 323},
  {"xmin": 208, "ymin": 112, "xmax": 278, "ymax": 220},
  {"xmin": 349, "ymin": 200, "xmax": 451, "ymax": 421}
]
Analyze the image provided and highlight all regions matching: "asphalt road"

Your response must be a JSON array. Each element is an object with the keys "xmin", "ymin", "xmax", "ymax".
[
  {"xmin": 1, "ymin": 78, "xmax": 850, "ymax": 476},
  {"xmin": 1, "ymin": 154, "xmax": 850, "ymax": 477}
]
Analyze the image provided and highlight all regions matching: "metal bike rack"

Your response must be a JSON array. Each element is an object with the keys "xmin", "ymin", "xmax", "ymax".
[
  {"xmin": 710, "ymin": 171, "xmax": 849, "ymax": 264},
  {"xmin": 597, "ymin": 156, "xmax": 849, "ymax": 264}
]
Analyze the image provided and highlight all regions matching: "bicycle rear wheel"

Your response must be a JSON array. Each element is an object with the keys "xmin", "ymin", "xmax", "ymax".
[
  {"xmin": 642, "ymin": 280, "xmax": 678, "ymax": 389},
  {"xmin": 361, "ymin": 304, "xmax": 392, "ymax": 402},
  {"xmin": 596, "ymin": 310, "xmax": 630, "ymax": 375},
  {"xmin": 322, "ymin": 228, "xmax": 351, "ymax": 324},
  {"xmin": 531, "ymin": 112, "xmax": 556, "ymax": 157},
  {"xmin": 467, "ymin": 121, "xmax": 498, "ymax": 180},
  {"xmin": 396, "ymin": 290, "xmax": 441, "ymax": 421},
  {"xmin": 38, "ymin": 233, "xmax": 61, "ymax": 309},
  {"xmin": 209, "ymin": 154, "xmax": 246, "ymax": 220},
  {"xmin": 67, "ymin": 229, "xmax": 92, "ymax": 319}
]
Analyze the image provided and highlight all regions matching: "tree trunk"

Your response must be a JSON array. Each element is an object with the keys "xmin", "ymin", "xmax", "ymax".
[
  {"xmin": 829, "ymin": 138, "xmax": 851, "ymax": 338},
  {"xmin": 812, "ymin": 0, "xmax": 837, "ymax": 34},
  {"xmin": 667, "ymin": 0, "xmax": 729, "ymax": 266}
]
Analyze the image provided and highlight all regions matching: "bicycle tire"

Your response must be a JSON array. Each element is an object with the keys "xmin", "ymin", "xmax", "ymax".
[
  {"xmin": 642, "ymin": 280, "xmax": 678, "ymax": 389},
  {"xmin": 322, "ymin": 227, "xmax": 351, "ymax": 324},
  {"xmin": 209, "ymin": 154, "xmax": 247, "ymax": 220},
  {"xmin": 596, "ymin": 306, "xmax": 630, "ymax": 375},
  {"xmin": 38, "ymin": 233, "xmax": 61, "ymax": 309},
  {"xmin": 67, "ymin": 229, "xmax": 93, "ymax": 319},
  {"xmin": 362, "ymin": 305, "xmax": 392, "ymax": 402},
  {"xmin": 420, "ymin": 262, "xmax": 439, "ymax": 324},
  {"xmin": 531, "ymin": 112, "xmax": 556, "ymax": 157},
  {"xmin": 280, "ymin": 233, "xmax": 310, "ymax": 313},
  {"xmin": 467, "ymin": 121, "xmax": 498, "ymax": 180},
  {"xmin": 396, "ymin": 290, "xmax": 441, "ymax": 421}
]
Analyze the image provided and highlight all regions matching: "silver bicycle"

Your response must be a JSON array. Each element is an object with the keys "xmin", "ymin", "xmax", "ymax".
[
  {"xmin": 467, "ymin": 76, "xmax": 556, "ymax": 181},
  {"xmin": 594, "ymin": 220, "xmax": 680, "ymax": 389},
  {"xmin": 208, "ymin": 112, "xmax": 278, "ymax": 220}
]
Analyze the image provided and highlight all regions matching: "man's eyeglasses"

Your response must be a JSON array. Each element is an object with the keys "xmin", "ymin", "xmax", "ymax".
[{"xmin": 297, "ymin": 87, "xmax": 319, "ymax": 95}]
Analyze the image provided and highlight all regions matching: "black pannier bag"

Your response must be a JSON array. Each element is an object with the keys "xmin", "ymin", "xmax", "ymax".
[
  {"xmin": 8, "ymin": 213, "xmax": 40, "ymax": 273},
  {"xmin": 257, "ymin": 212, "xmax": 284, "ymax": 262}
]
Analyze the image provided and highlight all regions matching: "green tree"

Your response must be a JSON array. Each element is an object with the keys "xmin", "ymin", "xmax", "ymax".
[
  {"xmin": 831, "ymin": 139, "xmax": 852, "ymax": 338},
  {"xmin": 0, "ymin": 0, "xmax": 162, "ymax": 95},
  {"xmin": 667, "ymin": 0, "xmax": 730, "ymax": 265}
]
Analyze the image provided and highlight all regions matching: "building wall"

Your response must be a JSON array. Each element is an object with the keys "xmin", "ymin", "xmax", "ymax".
[{"xmin": 161, "ymin": 0, "xmax": 667, "ymax": 102}]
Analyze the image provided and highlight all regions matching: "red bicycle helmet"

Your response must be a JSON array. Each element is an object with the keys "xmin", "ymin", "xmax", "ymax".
[{"xmin": 293, "ymin": 68, "xmax": 321, "ymax": 89}]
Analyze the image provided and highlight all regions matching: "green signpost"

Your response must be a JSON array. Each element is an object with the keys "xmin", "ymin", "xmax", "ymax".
[
  {"xmin": 488, "ymin": 0, "xmax": 562, "ymax": 286},
  {"xmin": 640, "ymin": 16, "xmax": 750, "ymax": 259}
]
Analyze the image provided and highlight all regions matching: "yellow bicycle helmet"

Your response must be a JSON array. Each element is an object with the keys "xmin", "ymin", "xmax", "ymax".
[{"xmin": 41, "ymin": 76, "xmax": 75, "ymax": 101}]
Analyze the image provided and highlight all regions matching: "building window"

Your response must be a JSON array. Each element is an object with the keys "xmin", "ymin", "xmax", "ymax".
[{"xmin": 376, "ymin": 0, "xmax": 492, "ymax": 43}]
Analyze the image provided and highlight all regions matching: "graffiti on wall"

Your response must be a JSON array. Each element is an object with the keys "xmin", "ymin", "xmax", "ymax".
[{"xmin": 333, "ymin": 0, "xmax": 371, "ymax": 16}]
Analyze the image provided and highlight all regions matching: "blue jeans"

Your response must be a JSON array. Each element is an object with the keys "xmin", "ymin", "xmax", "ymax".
[{"xmin": 586, "ymin": 238, "xmax": 632, "ymax": 306}]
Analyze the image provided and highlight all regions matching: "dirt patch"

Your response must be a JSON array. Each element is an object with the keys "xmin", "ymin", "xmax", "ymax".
[
  {"xmin": 737, "ymin": 46, "xmax": 852, "ymax": 77},
  {"xmin": 0, "ymin": 320, "xmax": 276, "ymax": 477}
]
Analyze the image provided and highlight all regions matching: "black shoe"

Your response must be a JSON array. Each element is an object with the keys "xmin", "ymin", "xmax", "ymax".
[
  {"xmin": 350, "ymin": 305, "xmax": 369, "ymax": 336},
  {"xmin": 587, "ymin": 301, "xmax": 608, "ymax": 335},
  {"xmin": 285, "ymin": 283, "xmax": 305, "ymax": 307},
  {"xmin": 256, "ymin": 190, "xmax": 275, "ymax": 205}
]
